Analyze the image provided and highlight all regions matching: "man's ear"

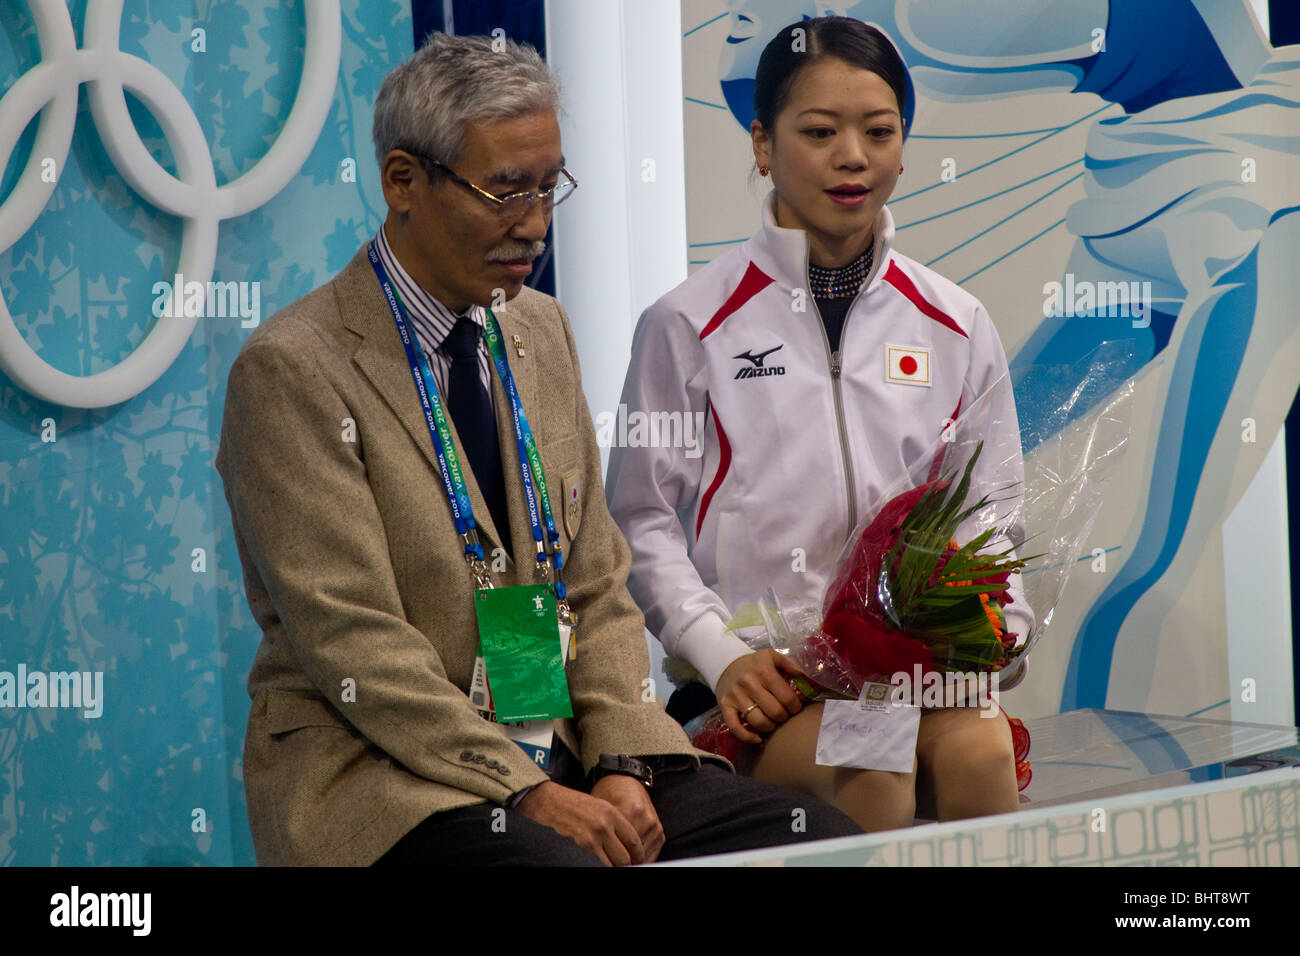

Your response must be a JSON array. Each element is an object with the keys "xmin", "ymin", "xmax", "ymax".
[{"xmin": 380, "ymin": 150, "xmax": 422, "ymax": 216}]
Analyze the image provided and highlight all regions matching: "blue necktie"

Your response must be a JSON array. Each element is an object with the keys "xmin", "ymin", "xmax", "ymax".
[{"xmin": 443, "ymin": 315, "xmax": 511, "ymax": 551}]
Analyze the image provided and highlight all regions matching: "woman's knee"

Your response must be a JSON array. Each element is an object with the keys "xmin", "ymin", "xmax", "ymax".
[
  {"xmin": 833, "ymin": 766, "xmax": 917, "ymax": 831},
  {"xmin": 919, "ymin": 712, "xmax": 1019, "ymax": 814},
  {"xmin": 919, "ymin": 708, "xmax": 1014, "ymax": 772},
  {"xmin": 955, "ymin": 729, "xmax": 1016, "ymax": 783}
]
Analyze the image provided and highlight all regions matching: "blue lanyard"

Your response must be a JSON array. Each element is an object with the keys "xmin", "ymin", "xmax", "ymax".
[
  {"xmin": 367, "ymin": 241, "xmax": 568, "ymax": 604},
  {"xmin": 483, "ymin": 310, "xmax": 566, "ymax": 586}
]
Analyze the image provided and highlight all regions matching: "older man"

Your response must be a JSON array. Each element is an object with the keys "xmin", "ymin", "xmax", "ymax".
[{"xmin": 216, "ymin": 33, "xmax": 858, "ymax": 866}]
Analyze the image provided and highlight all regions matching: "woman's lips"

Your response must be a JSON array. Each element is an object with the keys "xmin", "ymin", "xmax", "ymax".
[{"xmin": 826, "ymin": 187, "xmax": 869, "ymax": 207}]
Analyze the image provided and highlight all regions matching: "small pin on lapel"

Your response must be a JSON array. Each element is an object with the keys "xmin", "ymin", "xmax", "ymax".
[{"xmin": 512, "ymin": 334, "xmax": 526, "ymax": 357}]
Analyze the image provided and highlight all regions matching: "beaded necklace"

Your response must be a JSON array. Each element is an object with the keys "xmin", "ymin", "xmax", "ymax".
[{"xmin": 808, "ymin": 242, "xmax": 875, "ymax": 299}]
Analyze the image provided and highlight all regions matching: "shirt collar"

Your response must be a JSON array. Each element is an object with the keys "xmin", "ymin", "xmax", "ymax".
[
  {"xmin": 748, "ymin": 191, "xmax": 895, "ymax": 296},
  {"xmin": 375, "ymin": 224, "xmax": 485, "ymax": 354}
]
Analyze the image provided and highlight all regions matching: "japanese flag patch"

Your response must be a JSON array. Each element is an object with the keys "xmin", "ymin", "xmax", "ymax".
[{"xmin": 886, "ymin": 345, "xmax": 931, "ymax": 387}]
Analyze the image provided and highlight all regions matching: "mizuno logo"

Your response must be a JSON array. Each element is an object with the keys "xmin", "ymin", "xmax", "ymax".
[
  {"xmin": 733, "ymin": 344, "xmax": 785, "ymax": 380},
  {"xmin": 734, "ymin": 345, "xmax": 783, "ymax": 367}
]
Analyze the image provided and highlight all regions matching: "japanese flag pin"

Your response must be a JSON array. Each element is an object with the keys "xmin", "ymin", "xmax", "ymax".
[{"xmin": 512, "ymin": 334, "xmax": 526, "ymax": 357}]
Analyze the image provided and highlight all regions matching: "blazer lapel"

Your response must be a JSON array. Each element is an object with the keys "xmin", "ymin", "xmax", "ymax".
[{"xmin": 338, "ymin": 244, "xmax": 539, "ymax": 563}]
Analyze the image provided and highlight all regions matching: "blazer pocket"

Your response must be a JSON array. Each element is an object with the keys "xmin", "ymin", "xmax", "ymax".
[
  {"xmin": 266, "ymin": 691, "xmax": 350, "ymax": 734},
  {"xmin": 545, "ymin": 432, "xmax": 581, "ymax": 469},
  {"xmin": 260, "ymin": 690, "xmax": 392, "ymax": 856}
]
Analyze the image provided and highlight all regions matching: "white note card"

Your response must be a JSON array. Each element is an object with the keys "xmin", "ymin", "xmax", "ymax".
[{"xmin": 815, "ymin": 685, "xmax": 920, "ymax": 773}]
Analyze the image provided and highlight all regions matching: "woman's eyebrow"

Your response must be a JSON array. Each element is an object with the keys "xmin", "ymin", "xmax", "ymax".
[{"xmin": 796, "ymin": 108, "xmax": 897, "ymax": 119}]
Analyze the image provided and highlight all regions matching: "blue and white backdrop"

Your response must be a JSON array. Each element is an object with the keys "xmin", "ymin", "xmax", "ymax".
[
  {"xmin": 0, "ymin": 0, "xmax": 1295, "ymax": 866},
  {"xmin": 682, "ymin": 0, "xmax": 1298, "ymax": 725},
  {"xmin": 0, "ymin": 0, "xmax": 410, "ymax": 866}
]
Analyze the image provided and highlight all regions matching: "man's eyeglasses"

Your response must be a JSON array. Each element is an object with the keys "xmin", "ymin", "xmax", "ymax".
[{"xmin": 402, "ymin": 148, "xmax": 577, "ymax": 219}]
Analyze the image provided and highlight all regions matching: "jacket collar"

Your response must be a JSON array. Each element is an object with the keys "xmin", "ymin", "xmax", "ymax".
[
  {"xmin": 747, "ymin": 190, "xmax": 897, "ymax": 300},
  {"xmin": 335, "ymin": 243, "xmax": 537, "ymax": 562}
]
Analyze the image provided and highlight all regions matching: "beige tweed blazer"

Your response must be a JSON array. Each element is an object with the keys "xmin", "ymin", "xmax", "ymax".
[{"xmin": 216, "ymin": 244, "xmax": 713, "ymax": 867}]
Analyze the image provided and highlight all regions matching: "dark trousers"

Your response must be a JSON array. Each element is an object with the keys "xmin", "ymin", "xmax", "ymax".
[{"xmin": 373, "ymin": 760, "xmax": 860, "ymax": 866}]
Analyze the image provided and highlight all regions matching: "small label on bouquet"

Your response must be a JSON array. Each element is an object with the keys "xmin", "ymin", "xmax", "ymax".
[
  {"xmin": 815, "ymin": 689, "xmax": 921, "ymax": 773},
  {"xmin": 859, "ymin": 682, "xmax": 894, "ymax": 712}
]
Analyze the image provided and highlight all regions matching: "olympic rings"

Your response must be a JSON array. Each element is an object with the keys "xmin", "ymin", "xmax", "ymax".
[{"xmin": 0, "ymin": 0, "xmax": 341, "ymax": 408}]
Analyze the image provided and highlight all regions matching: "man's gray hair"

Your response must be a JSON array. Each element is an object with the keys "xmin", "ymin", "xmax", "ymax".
[{"xmin": 372, "ymin": 32, "xmax": 562, "ymax": 174}]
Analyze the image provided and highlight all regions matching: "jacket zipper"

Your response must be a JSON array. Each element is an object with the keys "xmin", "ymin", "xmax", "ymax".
[{"xmin": 807, "ymin": 270, "xmax": 858, "ymax": 535}]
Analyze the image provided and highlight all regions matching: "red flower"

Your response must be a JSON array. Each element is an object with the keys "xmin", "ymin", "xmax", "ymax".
[
  {"xmin": 816, "ymin": 611, "xmax": 933, "ymax": 688},
  {"xmin": 690, "ymin": 712, "xmax": 751, "ymax": 769},
  {"xmin": 823, "ymin": 482, "xmax": 939, "ymax": 624},
  {"xmin": 1016, "ymin": 760, "xmax": 1033, "ymax": 791},
  {"xmin": 1005, "ymin": 713, "xmax": 1032, "ymax": 792}
]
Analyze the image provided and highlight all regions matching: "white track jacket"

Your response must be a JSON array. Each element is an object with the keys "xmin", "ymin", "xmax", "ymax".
[{"xmin": 607, "ymin": 194, "xmax": 1032, "ymax": 691}]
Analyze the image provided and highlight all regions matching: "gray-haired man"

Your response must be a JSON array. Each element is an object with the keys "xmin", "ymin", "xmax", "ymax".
[{"xmin": 216, "ymin": 32, "xmax": 859, "ymax": 866}]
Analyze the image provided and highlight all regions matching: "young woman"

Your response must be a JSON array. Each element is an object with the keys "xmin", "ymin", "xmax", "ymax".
[{"xmin": 606, "ymin": 18, "xmax": 1032, "ymax": 831}]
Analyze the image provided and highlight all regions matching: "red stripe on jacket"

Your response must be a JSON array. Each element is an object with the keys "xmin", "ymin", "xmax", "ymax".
[
  {"xmin": 927, "ymin": 398, "xmax": 963, "ymax": 484},
  {"xmin": 696, "ymin": 401, "xmax": 732, "ymax": 538},
  {"xmin": 883, "ymin": 261, "xmax": 968, "ymax": 339},
  {"xmin": 699, "ymin": 261, "xmax": 774, "ymax": 340}
]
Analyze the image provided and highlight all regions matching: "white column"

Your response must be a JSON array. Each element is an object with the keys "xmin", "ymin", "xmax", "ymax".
[
  {"xmin": 544, "ymin": 0, "xmax": 689, "ymax": 691},
  {"xmin": 544, "ymin": 0, "xmax": 688, "ymax": 466}
]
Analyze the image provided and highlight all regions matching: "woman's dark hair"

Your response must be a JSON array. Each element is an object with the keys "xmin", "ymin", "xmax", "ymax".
[{"xmin": 753, "ymin": 17, "xmax": 910, "ymax": 136}]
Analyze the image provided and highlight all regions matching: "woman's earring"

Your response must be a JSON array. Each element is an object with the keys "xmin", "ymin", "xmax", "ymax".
[
  {"xmin": 899, "ymin": 165, "xmax": 904, "ymax": 174},
  {"xmin": 759, "ymin": 165, "xmax": 769, "ymax": 176}
]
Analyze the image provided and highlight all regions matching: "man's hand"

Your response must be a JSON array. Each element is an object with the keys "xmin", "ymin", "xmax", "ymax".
[
  {"xmin": 589, "ymin": 774, "xmax": 665, "ymax": 863},
  {"xmin": 516, "ymin": 781, "xmax": 644, "ymax": 866}
]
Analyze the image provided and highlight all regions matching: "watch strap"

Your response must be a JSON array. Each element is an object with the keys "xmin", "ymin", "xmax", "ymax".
[{"xmin": 588, "ymin": 754, "xmax": 654, "ymax": 789}]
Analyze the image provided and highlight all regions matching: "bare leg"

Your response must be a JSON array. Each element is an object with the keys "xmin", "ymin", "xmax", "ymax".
[
  {"xmin": 915, "ymin": 707, "xmax": 1018, "ymax": 821},
  {"xmin": 751, "ymin": 701, "xmax": 916, "ymax": 832}
]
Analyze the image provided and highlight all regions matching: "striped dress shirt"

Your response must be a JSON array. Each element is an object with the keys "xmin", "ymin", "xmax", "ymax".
[{"xmin": 374, "ymin": 226, "xmax": 495, "ymax": 411}]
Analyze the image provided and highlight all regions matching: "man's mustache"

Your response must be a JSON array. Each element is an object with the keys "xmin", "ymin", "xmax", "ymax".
[{"xmin": 486, "ymin": 240, "xmax": 547, "ymax": 263}]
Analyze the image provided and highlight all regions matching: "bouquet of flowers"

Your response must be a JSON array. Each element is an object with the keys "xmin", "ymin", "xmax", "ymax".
[
  {"xmin": 688, "ymin": 445, "xmax": 1036, "ymax": 786},
  {"xmin": 818, "ymin": 441, "xmax": 1030, "ymax": 682},
  {"xmin": 686, "ymin": 353, "xmax": 1135, "ymax": 793}
]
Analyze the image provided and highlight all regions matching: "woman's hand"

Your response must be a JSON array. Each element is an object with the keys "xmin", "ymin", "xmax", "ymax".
[{"xmin": 716, "ymin": 650, "xmax": 807, "ymax": 744}]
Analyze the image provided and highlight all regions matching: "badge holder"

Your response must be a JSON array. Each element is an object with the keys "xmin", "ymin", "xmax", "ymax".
[{"xmin": 470, "ymin": 585, "xmax": 574, "ymax": 769}]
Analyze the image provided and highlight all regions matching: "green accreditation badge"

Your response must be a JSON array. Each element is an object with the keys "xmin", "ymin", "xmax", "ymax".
[{"xmin": 474, "ymin": 585, "xmax": 573, "ymax": 723}]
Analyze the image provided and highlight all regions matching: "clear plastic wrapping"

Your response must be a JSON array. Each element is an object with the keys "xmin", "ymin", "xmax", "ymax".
[{"xmin": 687, "ymin": 347, "xmax": 1136, "ymax": 787}]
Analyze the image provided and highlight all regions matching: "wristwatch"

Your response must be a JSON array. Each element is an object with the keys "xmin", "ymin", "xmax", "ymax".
[{"xmin": 588, "ymin": 754, "xmax": 654, "ymax": 790}]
